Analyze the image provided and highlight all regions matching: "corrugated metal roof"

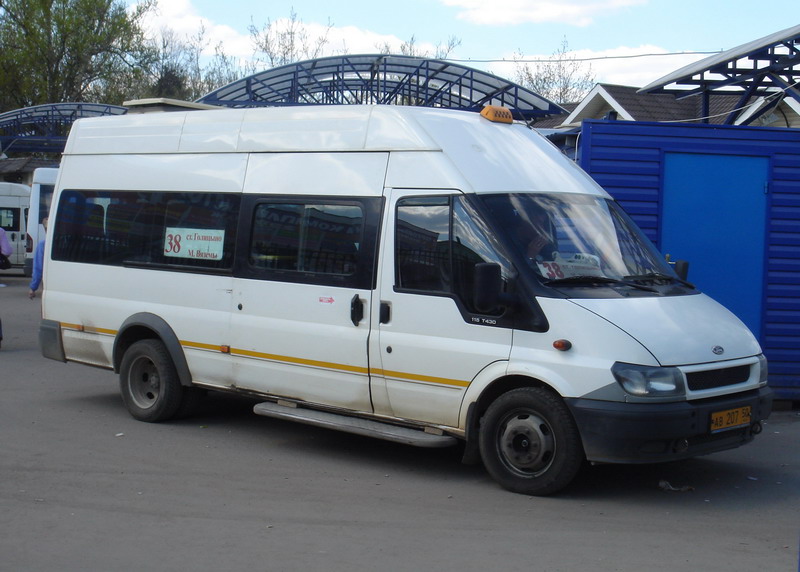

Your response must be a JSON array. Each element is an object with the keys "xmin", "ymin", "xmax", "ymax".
[
  {"xmin": 556, "ymin": 84, "xmax": 742, "ymax": 127},
  {"xmin": 604, "ymin": 85, "xmax": 742, "ymax": 123},
  {"xmin": 0, "ymin": 157, "xmax": 58, "ymax": 176}
]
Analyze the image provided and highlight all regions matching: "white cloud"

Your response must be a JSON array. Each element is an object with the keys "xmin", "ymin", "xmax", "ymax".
[
  {"xmin": 131, "ymin": 0, "xmax": 705, "ymax": 91},
  {"xmin": 133, "ymin": 0, "xmax": 439, "ymax": 68},
  {"xmin": 441, "ymin": 0, "xmax": 647, "ymax": 27},
  {"xmin": 291, "ymin": 24, "xmax": 434, "ymax": 58},
  {"xmin": 136, "ymin": 0, "xmax": 252, "ymax": 58}
]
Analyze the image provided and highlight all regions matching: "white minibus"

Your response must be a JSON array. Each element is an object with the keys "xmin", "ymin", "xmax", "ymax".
[
  {"xmin": 24, "ymin": 167, "xmax": 59, "ymax": 277},
  {"xmin": 0, "ymin": 181, "xmax": 31, "ymax": 269},
  {"xmin": 39, "ymin": 105, "xmax": 773, "ymax": 495}
]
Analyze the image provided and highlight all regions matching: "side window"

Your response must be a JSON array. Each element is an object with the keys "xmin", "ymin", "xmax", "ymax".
[
  {"xmin": 52, "ymin": 190, "xmax": 239, "ymax": 271},
  {"xmin": 39, "ymin": 184, "xmax": 54, "ymax": 222},
  {"xmin": 396, "ymin": 197, "xmax": 450, "ymax": 292},
  {"xmin": 396, "ymin": 195, "xmax": 511, "ymax": 314},
  {"xmin": 248, "ymin": 201, "xmax": 364, "ymax": 286},
  {"xmin": 451, "ymin": 198, "xmax": 513, "ymax": 312},
  {"xmin": 0, "ymin": 207, "xmax": 20, "ymax": 232}
]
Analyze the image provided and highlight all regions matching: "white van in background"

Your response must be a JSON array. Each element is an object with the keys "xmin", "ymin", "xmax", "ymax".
[
  {"xmin": 24, "ymin": 167, "xmax": 59, "ymax": 277},
  {"xmin": 0, "ymin": 181, "xmax": 31, "ymax": 269},
  {"xmin": 39, "ymin": 104, "xmax": 773, "ymax": 495}
]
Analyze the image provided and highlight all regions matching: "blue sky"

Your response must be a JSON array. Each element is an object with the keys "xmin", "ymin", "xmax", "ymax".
[{"xmin": 134, "ymin": 0, "xmax": 800, "ymax": 87}]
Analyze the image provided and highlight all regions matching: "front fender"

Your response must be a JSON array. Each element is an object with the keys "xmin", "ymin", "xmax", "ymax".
[{"xmin": 458, "ymin": 360, "xmax": 510, "ymax": 429}]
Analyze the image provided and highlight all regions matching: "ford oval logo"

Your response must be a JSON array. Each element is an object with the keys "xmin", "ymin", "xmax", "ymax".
[{"xmin": 712, "ymin": 346, "xmax": 724, "ymax": 355}]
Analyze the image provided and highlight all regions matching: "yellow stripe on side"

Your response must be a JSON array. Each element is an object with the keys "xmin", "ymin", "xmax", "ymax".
[
  {"xmin": 60, "ymin": 322, "xmax": 117, "ymax": 336},
  {"xmin": 60, "ymin": 322, "xmax": 467, "ymax": 389},
  {"xmin": 84, "ymin": 326, "xmax": 118, "ymax": 335},
  {"xmin": 181, "ymin": 340, "xmax": 223, "ymax": 352},
  {"xmin": 371, "ymin": 368, "xmax": 470, "ymax": 388},
  {"xmin": 229, "ymin": 347, "xmax": 370, "ymax": 375}
]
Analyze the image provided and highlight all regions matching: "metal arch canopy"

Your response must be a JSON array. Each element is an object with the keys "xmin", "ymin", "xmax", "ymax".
[
  {"xmin": 197, "ymin": 54, "xmax": 566, "ymax": 120},
  {"xmin": 0, "ymin": 102, "xmax": 127, "ymax": 154},
  {"xmin": 639, "ymin": 24, "xmax": 800, "ymax": 124}
]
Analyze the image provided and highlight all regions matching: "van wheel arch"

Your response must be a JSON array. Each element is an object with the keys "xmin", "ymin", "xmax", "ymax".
[
  {"xmin": 113, "ymin": 313, "xmax": 193, "ymax": 387},
  {"xmin": 462, "ymin": 376, "xmax": 562, "ymax": 463}
]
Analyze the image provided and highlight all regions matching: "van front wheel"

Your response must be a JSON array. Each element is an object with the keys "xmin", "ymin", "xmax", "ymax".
[
  {"xmin": 479, "ymin": 387, "xmax": 584, "ymax": 495},
  {"xmin": 120, "ymin": 339, "xmax": 184, "ymax": 422}
]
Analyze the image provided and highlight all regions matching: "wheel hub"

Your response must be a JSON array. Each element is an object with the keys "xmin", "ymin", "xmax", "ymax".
[
  {"xmin": 499, "ymin": 413, "xmax": 555, "ymax": 473},
  {"xmin": 129, "ymin": 357, "xmax": 161, "ymax": 408}
]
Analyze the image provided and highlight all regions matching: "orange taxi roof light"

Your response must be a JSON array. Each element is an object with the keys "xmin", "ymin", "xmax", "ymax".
[{"xmin": 480, "ymin": 105, "xmax": 514, "ymax": 124}]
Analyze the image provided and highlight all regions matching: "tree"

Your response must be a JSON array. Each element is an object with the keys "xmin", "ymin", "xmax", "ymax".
[
  {"xmin": 249, "ymin": 9, "xmax": 333, "ymax": 68},
  {"xmin": 124, "ymin": 24, "xmax": 251, "ymax": 103},
  {"xmin": 201, "ymin": 43, "xmax": 252, "ymax": 95},
  {"xmin": 0, "ymin": 0, "xmax": 157, "ymax": 111},
  {"xmin": 182, "ymin": 25, "xmax": 253, "ymax": 99},
  {"xmin": 514, "ymin": 37, "xmax": 595, "ymax": 104},
  {"xmin": 376, "ymin": 34, "xmax": 462, "ymax": 60},
  {"xmin": 250, "ymin": 9, "xmax": 463, "ymax": 68},
  {"xmin": 145, "ymin": 27, "xmax": 193, "ymax": 100}
]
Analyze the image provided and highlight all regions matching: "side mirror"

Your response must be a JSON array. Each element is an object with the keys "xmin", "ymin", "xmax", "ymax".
[
  {"xmin": 474, "ymin": 263, "xmax": 503, "ymax": 313},
  {"xmin": 673, "ymin": 260, "xmax": 689, "ymax": 281}
]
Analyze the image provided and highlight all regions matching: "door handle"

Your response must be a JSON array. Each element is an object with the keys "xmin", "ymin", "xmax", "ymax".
[
  {"xmin": 380, "ymin": 302, "xmax": 391, "ymax": 324},
  {"xmin": 350, "ymin": 294, "xmax": 364, "ymax": 326}
]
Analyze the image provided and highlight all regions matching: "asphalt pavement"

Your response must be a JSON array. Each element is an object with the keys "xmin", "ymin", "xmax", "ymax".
[{"xmin": 1, "ymin": 271, "xmax": 798, "ymax": 572}]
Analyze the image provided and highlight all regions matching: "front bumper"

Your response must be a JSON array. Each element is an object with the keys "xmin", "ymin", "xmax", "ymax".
[{"xmin": 565, "ymin": 387, "xmax": 773, "ymax": 464}]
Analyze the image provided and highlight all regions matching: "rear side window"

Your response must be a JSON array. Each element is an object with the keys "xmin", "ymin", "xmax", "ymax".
[
  {"xmin": 52, "ymin": 190, "xmax": 240, "ymax": 272},
  {"xmin": 37, "ymin": 184, "xmax": 54, "ymax": 223},
  {"xmin": 247, "ymin": 200, "xmax": 369, "ymax": 288},
  {"xmin": 0, "ymin": 207, "xmax": 20, "ymax": 232}
]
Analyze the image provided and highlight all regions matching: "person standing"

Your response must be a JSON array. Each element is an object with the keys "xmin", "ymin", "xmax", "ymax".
[
  {"xmin": 0, "ymin": 227, "xmax": 12, "ymax": 348},
  {"xmin": 28, "ymin": 217, "xmax": 47, "ymax": 299},
  {"xmin": 0, "ymin": 226, "xmax": 10, "ymax": 267}
]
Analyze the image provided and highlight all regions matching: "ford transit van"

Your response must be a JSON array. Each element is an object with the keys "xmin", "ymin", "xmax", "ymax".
[
  {"xmin": 0, "ymin": 182, "xmax": 30, "ymax": 269},
  {"xmin": 39, "ymin": 105, "xmax": 773, "ymax": 495}
]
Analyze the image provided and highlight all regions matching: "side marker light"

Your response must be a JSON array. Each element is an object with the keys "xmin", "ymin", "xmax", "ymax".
[{"xmin": 553, "ymin": 339, "xmax": 572, "ymax": 351}]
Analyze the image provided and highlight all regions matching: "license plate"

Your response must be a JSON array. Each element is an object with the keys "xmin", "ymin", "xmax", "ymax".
[{"xmin": 710, "ymin": 406, "xmax": 752, "ymax": 433}]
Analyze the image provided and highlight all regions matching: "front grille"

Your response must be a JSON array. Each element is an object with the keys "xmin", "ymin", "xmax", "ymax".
[{"xmin": 686, "ymin": 365, "xmax": 751, "ymax": 391}]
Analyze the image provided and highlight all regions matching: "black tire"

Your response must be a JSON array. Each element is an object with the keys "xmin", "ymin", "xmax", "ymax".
[
  {"xmin": 119, "ymin": 339, "xmax": 185, "ymax": 422},
  {"xmin": 479, "ymin": 387, "xmax": 584, "ymax": 496}
]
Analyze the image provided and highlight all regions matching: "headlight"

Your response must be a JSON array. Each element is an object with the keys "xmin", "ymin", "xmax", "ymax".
[
  {"xmin": 612, "ymin": 362, "xmax": 685, "ymax": 397},
  {"xmin": 757, "ymin": 354, "xmax": 768, "ymax": 386}
]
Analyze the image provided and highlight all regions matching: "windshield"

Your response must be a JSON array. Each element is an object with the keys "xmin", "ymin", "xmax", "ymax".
[{"xmin": 480, "ymin": 193, "xmax": 683, "ymax": 287}]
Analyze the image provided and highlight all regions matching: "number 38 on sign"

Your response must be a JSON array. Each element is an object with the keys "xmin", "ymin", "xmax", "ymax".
[{"xmin": 163, "ymin": 227, "xmax": 225, "ymax": 261}]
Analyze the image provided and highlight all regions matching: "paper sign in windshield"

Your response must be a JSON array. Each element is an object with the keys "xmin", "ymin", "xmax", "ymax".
[
  {"xmin": 164, "ymin": 228, "xmax": 225, "ymax": 261},
  {"xmin": 538, "ymin": 252, "xmax": 603, "ymax": 279}
]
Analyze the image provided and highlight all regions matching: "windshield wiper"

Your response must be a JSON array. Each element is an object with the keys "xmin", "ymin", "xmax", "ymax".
[
  {"xmin": 544, "ymin": 275, "xmax": 658, "ymax": 293},
  {"xmin": 625, "ymin": 272, "xmax": 695, "ymax": 288}
]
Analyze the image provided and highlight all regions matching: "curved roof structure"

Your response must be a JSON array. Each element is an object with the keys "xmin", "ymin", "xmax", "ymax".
[
  {"xmin": 640, "ymin": 24, "xmax": 800, "ymax": 124},
  {"xmin": 197, "ymin": 54, "xmax": 565, "ymax": 120},
  {"xmin": 0, "ymin": 102, "xmax": 127, "ymax": 154}
]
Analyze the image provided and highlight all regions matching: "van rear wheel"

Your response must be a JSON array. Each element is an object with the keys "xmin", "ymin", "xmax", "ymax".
[
  {"xmin": 479, "ymin": 387, "xmax": 584, "ymax": 495},
  {"xmin": 120, "ymin": 339, "xmax": 184, "ymax": 422}
]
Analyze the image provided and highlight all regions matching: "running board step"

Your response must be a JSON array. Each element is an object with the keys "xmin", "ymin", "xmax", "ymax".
[{"xmin": 253, "ymin": 401, "xmax": 458, "ymax": 448}]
